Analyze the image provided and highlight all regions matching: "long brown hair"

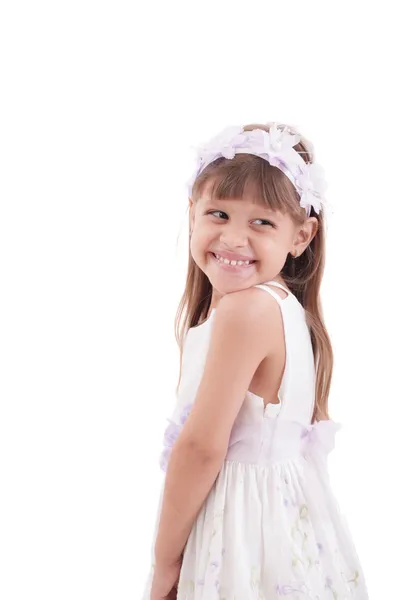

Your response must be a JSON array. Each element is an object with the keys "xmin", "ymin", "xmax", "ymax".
[{"xmin": 174, "ymin": 122, "xmax": 333, "ymax": 423}]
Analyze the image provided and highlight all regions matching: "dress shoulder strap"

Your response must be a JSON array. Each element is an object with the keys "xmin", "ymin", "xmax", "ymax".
[{"xmin": 253, "ymin": 280, "xmax": 291, "ymax": 304}]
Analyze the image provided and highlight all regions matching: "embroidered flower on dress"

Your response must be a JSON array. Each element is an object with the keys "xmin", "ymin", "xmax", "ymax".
[
  {"xmin": 210, "ymin": 560, "xmax": 219, "ymax": 572},
  {"xmin": 275, "ymin": 582, "xmax": 308, "ymax": 595}
]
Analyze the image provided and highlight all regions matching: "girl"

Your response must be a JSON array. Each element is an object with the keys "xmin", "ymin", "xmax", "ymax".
[{"xmin": 142, "ymin": 123, "xmax": 369, "ymax": 599}]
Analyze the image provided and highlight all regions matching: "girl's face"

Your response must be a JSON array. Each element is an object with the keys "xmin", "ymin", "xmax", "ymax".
[{"xmin": 189, "ymin": 190, "xmax": 317, "ymax": 302}]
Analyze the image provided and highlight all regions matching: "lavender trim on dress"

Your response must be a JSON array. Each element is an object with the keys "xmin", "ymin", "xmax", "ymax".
[{"xmin": 159, "ymin": 403, "xmax": 193, "ymax": 472}]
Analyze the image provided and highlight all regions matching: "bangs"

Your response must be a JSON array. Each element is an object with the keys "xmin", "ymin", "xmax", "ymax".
[{"xmin": 193, "ymin": 154, "xmax": 300, "ymax": 215}]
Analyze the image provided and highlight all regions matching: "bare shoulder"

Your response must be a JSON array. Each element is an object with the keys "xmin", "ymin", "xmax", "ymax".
[
  {"xmin": 212, "ymin": 286, "xmax": 282, "ymax": 358},
  {"xmin": 215, "ymin": 285, "xmax": 282, "ymax": 330}
]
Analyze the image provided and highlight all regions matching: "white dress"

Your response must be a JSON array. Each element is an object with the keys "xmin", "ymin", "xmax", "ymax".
[{"xmin": 142, "ymin": 281, "xmax": 369, "ymax": 599}]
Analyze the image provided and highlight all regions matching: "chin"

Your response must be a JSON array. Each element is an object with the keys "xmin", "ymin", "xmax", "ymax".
[{"xmin": 207, "ymin": 276, "xmax": 256, "ymax": 295}]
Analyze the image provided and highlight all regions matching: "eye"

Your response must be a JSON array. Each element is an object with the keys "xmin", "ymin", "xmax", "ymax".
[
  {"xmin": 208, "ymin": 210, "xmax": 228, "ymax": 220},
  {"xmin": 207, "ymin": 211, "xmax": 275, "ymax": 227},
  {"xmin": 253, "ymin": 219, "xmax": 275, "ymax": 227}
]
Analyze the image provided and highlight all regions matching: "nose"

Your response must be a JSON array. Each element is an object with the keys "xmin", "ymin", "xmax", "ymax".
[{"xmin": 219, "ymin": 223, "xmax": 248, "ymax": 248}]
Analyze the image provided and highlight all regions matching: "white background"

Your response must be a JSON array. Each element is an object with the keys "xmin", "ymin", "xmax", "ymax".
[{"xmin": 1, "ymin": 1, "xmax": 398, "ymax": 598}]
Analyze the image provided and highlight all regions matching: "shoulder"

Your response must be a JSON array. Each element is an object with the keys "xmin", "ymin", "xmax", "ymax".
[
  {"xmin": 215, "ymin": 285, "xmax": 282, "ymax": 327},
  {"xmin": 211, "ymin": 286, "xmax": 282, "ymax": 358}
]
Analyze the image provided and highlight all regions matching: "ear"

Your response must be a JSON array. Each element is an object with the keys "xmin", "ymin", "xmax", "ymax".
[{"xmin": 293, "ymin": 217, "xmax": 319, "ymax": 256}]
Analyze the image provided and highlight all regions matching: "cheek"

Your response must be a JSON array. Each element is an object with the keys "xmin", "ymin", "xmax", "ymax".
[
  {"xmin": 190, "ymin": 229, "xmax": 217, "ymax": 270},
  {"xmin": 190, "ymin": 230, "xmax": 207, "ymax": 262},
  {"xmin": 258, "ymin": 237, "xmax": 289, "ymax": 265},
  {"xmin": 191, "ymin": 225, "xmax": 214, "ymax": 249}
]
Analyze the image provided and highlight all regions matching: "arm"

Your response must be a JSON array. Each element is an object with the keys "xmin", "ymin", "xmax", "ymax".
[{"xmin": 154, "ymin": 287, "xmax": 278, "ymax": 568}]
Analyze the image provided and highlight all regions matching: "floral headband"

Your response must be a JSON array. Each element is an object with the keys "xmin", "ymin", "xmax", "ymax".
[{"xmin": 187, "ymin": 123, "xmax": 328, "ymax": 216}]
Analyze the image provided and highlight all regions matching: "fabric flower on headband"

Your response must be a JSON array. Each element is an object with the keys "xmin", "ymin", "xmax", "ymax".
[
  {"xmin": 296, "ymin": 163, "xmax": 328, "ymax": 214},
  {"xmin": 197, "ymin": 125, "xmax": 246, "ymax": 162},
  {"xmin": 187, "ymin": 126, "xmax": 246, "ymax": 191},
  {"xmin": 187, "ymin": 123, "xmax": 329, "ymax": 216},
  {"xmin": 261, "ymin": 123, "xmax": 300, "ymax": 167}
]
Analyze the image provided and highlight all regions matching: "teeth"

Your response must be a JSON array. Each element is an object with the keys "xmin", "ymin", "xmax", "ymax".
[{"xmin": 214, "ymin": 253, "xmax": 252, "ymax": 266}]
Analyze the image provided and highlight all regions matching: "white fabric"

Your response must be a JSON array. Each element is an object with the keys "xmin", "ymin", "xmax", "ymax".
[{"xmin": 142, "ymin": 282, "xmax": 369, "ymax": 599}]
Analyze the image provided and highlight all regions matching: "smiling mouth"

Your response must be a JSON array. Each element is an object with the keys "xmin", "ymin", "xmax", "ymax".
[{"xmin": 211, "ymin": 252, "xmax": 257, "ymax": 267}]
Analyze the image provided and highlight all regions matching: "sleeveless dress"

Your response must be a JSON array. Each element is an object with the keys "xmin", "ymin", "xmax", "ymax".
[{"xmin": 142, "ymin": 281, "xmax": 369, "ymax": 599}]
